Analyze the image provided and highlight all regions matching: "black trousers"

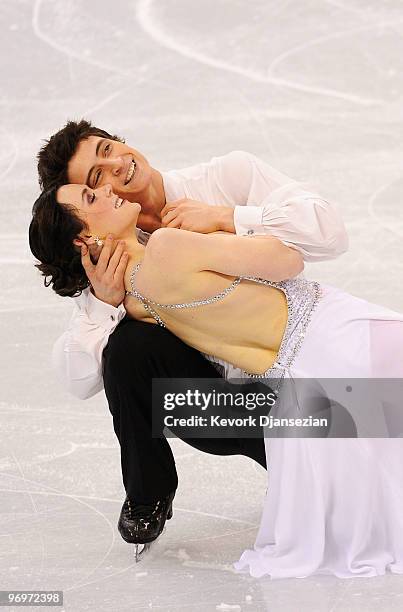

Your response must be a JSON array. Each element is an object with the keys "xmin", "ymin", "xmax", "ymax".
[{"xmin": 103, "ymin": 316, "xmax": 266, "ymax": 503}]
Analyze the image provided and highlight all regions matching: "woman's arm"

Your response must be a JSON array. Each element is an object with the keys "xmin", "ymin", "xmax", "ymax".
[{"xmin": 146, "ymin": 227, "xmax": 304, "ymax": 282}]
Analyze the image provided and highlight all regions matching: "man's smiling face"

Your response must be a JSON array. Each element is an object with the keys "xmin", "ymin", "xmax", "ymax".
[{"xmin": 67, "ymin": 135, "xmax": 153, "ymax": 202}]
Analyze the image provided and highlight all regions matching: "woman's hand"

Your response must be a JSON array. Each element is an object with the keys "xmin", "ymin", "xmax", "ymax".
[
  {"xmin": 80, "ymin": 234, "xmax": 129, "ymax": 307},
  {"xmin": 160, "ymin": 199, "xmax": 235, "ymax": 233}
]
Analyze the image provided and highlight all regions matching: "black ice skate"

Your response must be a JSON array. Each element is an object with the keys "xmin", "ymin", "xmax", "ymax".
[{"xmin": 118, "ymin": 491, "xmax": 175, "ymax": 562}]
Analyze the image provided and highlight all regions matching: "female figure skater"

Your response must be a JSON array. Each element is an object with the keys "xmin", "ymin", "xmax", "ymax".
[{"xmin": 29, "ymin": 183, "xmax": 403, "ymax": 579}]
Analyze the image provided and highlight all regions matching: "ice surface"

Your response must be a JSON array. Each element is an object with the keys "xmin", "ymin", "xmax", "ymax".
[{"xmin": 1, "ymin": 0, "xmax": 403, "ymax": 610}]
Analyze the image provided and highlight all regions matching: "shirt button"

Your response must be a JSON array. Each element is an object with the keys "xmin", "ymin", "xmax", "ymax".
[
  {"xmin": 110, "ymin": 315, "xmax": 115, "ymax": 321},
  {"xmin": 247, "ymin": 229, "xmax": 254, "ymax": 235}
]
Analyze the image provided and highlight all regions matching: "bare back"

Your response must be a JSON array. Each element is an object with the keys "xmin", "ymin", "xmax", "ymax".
[{"xmin": 123, "ymin": 233, "xmax": 289, "ymax": 375}]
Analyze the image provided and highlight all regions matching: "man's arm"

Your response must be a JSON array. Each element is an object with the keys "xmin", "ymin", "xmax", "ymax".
[
  {"xmin": 161, "ymin": 150, "xmax": 349, "ymax": 261},
  {"xmin": 52, "ymin": 236, "xmax": 128, "ymax": 399},
  {"xmin": 52, "ymin": 289, "xmax": 126, "ymax": 399}
]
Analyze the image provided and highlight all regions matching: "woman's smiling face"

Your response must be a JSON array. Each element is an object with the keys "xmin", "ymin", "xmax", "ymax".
[{"xmin": 56, "ymin": 183, "xmax": 141, "ymax": 246}]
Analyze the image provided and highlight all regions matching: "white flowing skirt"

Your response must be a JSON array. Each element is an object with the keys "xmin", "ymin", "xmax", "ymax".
[{"xmin": 234, "ymin": 283, "xmax": 403, "ymax": 579}]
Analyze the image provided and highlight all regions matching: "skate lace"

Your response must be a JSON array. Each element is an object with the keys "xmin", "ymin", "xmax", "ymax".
[{"xmin": 125, "ymin": 498, "xmax": 161, "ymax": 520}]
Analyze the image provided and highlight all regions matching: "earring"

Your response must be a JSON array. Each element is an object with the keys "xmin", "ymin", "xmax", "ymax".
[{"xmin": 92, "ymin": 235, "xmax": 104, "ymax": 247}]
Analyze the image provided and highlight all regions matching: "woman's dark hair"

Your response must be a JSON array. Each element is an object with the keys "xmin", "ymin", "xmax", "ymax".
[{"xmin": 29, "ymin": 186, "xmax": 91, "ymax": 298}]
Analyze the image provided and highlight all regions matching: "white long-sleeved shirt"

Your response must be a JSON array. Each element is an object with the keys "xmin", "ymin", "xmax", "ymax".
[{"xmin": 52, "ymin": 150, "xmax": 348, "ymax": 399}]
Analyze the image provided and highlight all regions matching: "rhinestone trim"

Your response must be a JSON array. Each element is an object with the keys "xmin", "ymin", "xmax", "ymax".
[
  {"xmin": 126, "ymin": 261, "xmax": 323, "ymax": 390},
  {"xmin": 238, "ymin": 275, "xmax": 322, "ymax": 393},
  {"xmin": 126, "ymin": 261, "xmax": 242, "ymax": 327}
]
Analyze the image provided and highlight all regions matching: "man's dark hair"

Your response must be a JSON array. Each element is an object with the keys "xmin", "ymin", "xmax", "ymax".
[
  {"xmin": 37, "ymin": 119, "xmax": 124, "ymax": 190},
  {"xmin": 28, "ymin": 186, "xmax": 91, "ymax": 298}
]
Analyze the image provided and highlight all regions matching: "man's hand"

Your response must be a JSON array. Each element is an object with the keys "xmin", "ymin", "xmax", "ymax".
[
  {"xmin": 80, "ymin": 234, "xmax": 129, "ymax": 307},
  {"xmin": 160, "ymin": 199, "xmax": 235, "ymax": 233}
]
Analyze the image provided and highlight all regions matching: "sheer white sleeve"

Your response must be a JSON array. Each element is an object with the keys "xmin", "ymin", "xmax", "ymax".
[
  {"xmin": 51, "ymin": 288, "xmax": 126, "ymax": 399},
  {"xmin": 218, "ymin": 150, "xmax": 349, "ymax": 261}
]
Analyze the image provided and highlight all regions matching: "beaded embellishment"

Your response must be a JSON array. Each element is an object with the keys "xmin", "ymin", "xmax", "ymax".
[
  {"xmin": 126, "ymin": 261, "xmax": 242, "ymax": 327},
  {"xmin": 239, "ymin": 274, "xmax": 322, "ymax": 393},
  {"xmin": 125, "ymin": 261, "xmax": 322, "ymax": 390}
]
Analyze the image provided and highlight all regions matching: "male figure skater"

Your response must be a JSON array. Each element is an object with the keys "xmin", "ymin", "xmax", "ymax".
[{"xmin": 37, "ymin": 119, "xmax": 348, "ymax": 555}]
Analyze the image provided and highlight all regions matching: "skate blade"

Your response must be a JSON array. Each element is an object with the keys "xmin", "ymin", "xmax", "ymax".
[
  {"xmin": 133, "ymin": 526, "xmax": 166, "ymax": 563},
  {"xmin": 134, "ymin": 542, "xmax": 153, "ymax": 563}
]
